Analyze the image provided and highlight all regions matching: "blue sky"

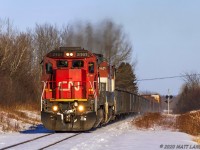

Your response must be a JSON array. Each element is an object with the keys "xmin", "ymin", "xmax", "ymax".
[{"xmin": 1, "ymin": 0, "xmax": 200, "ymax": 95}]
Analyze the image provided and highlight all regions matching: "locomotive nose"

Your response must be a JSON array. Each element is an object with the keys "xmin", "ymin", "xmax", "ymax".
[{"xmin": 54, "ymin": 69, "xmax": 86, "ymax": 100}]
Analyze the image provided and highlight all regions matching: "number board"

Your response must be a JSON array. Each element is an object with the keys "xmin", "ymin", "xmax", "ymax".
[
  {"xmin": 49, "ymin": 52, "xmax": 63, "ymax": 57},
  {"xmin": 76, "ymin": 52, "xmax": 88, "ymax": 57}
]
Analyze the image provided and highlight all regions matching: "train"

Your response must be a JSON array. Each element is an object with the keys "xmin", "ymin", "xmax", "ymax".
[{"xmin": 41, "ymin": 47, "xmax": 160, "ymax": 131}]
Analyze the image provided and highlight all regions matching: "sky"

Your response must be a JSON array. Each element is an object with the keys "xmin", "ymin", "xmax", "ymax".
[{"xmin": 1, "ymin": 0, "xmax": 200, "ymax": 95}]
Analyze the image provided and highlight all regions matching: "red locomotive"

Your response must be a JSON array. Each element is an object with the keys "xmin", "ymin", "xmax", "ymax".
[{"xmin": 41, "ymin": 47, "xmax": 160, "ymax": 131}]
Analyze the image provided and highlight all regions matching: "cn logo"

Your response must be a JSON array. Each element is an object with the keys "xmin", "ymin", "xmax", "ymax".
[{"xmin": 58, "ymin": 81, "xmax": 80, "ymax": 91}]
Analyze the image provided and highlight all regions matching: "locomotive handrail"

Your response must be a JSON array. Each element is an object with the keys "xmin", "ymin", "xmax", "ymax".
[
  {"xmin": 89, "ymin": 80, "xmax": 98, "ymax": 113},
  {"xmin": 44, "ymin": 80, "xmax": 56, "ymax": 92},
  {"xmin": 41, "ymin": 81, "xmax": 47, "ymax": 111},
  {"xmin": 44, "ymin": 80, "xmax": 89, "ymax": 99}
]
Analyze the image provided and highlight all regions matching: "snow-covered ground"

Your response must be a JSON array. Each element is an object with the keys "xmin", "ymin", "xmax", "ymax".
[
  {"xmin": 0, "ymin": 110, "xmax": 40, "ymax": 133},
  {"xmin": 0, "ymin": 116, "xmax": 198, "ymax": 150}
]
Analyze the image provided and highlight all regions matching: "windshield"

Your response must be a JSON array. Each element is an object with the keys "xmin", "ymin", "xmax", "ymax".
[
  {"xmin": 57, "ymin": 60, "xmax": 68, "ymax": 67},
  {"xmin": 72, "ymin": 60, "xmax": 84, "ymax": 68}
]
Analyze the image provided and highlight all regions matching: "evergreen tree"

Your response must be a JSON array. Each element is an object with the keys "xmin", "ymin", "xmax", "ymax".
[{"xmin": 115, "ymin": 62, "xmax": 138, "ymax": 94}]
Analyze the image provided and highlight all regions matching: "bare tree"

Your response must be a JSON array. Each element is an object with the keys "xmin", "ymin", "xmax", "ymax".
[
  {"xmin": 67, "ymin": 19, "xmax": 133, "ymax": 66},
  {"xmin": 175, "ymin": 73, "xmax": 200, "ymax": 113},
  {"xmin": 84, "ymin": 22, "xmax": 93, "ymax": 50},
  {"xmin": 34, "ymin": 23, "xmax": 61, "ymax": 63},
  {"xmin": 183, "ymin": 73, "xmax": 200, "ymax": 90},
  {"xmin": 60, "ymin": 24, "xmax": 74, "ymax": 46},
  {"xmin": 0, "ymin": 18, "xmax": 39, "ymax": 107},
  {"xmin": 0, "ymin": 18, "xmax": 135, "ymax": 110}
]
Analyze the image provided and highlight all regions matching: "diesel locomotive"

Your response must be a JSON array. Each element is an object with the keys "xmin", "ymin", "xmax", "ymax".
[{"xmin": 41, "ymin": 47, "xmax": 160, "ymax": 131}]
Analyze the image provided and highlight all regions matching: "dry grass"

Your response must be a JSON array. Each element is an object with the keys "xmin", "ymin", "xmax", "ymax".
[
  {"xmin": 133, "ymin": 111, "xmax": 200, "ymax": 144},
  {"xmin": 1, "ymin": 117, "xmax": 20, "ymax": 132},
  {"xmin": 0, "ymin": 104, "xmax": 40, "ymax": 132},
  {"xmin": 7, "ymin": 110, "xmax": 40, "ymax": 124},
  {"xmin": 0, "ymin": 102, "xmax": 40, "ymax": 112},
  {"xmin": 133, "ymin": 113, "xmax": 176, "ymax": 130},
  {"xmin": 194, "ymin": 136, "xmax": 200, "ymax": 144},
  {"xmin": 14, "ymin": 103, "xmax": 40, "ymax": 111},
  {"xmin": 176, "ymin": 111, "xmax": 200, "ymax": 136}
]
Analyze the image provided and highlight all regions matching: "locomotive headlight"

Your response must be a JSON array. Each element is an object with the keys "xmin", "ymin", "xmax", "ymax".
[
  {"xmin": 52, "ymin": 105, "xmax": 59, "ymax": 112},
  {"xmin": 74, "ymin": 101, "xmax": 78, "ymax": 107},
  {"xmin": 89, "ymin": 88, "xmax": 93, "ymax": 92},
  {"xmin": 70, "ymin": 53, "xmax": 73, "ymax": 56},
  {"xmin": 66, "ymin": 53, "xmax": 70, "ymax": 56},
  {"xmin": 78, "ymin": 105, "xmax": 84, "ymax": 112}
]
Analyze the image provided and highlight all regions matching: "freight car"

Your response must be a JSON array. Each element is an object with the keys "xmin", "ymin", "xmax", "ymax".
[{"xmin": 41, "ymin": 47, "xmax": 160, "ymax": 131}]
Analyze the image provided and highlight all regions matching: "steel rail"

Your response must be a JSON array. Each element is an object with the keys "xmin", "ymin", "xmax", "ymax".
[
  {"xmin": 0, "ymin": 133, "xmax": 54, "ymax": 150},
  {"xmin": 38, "ymin": 133, "xmax": 82, "ymax": 150}
]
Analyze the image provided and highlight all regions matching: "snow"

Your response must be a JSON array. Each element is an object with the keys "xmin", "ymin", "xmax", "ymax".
[
  {"xmin": 49, "ymin": 118, "xmax": 196, "ymax": 150},
  {"xmin": 19, "ymin": 110, "xmax": 40, "ymax": 121},
  {"xmin": 107, "ymin": 130, "xmax": 195, "ymax": 150},
  {"xmin": 0, "ymin": 116, "xmax": 197, "ymax": 150},
  {"xmin": 189, "ymin": 110, "xmax": 200, "ymax": 114},
  {"xmin": 0, "ymin": 110, "xmax": 40, "ymax": 133}
]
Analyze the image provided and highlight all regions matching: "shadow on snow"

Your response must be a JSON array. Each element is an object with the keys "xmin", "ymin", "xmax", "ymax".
[{"xmin": 20, "ymin": 124, "xmax": 54, "ymax": 134}]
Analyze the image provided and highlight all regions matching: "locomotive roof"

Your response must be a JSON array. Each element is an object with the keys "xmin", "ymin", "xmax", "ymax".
[
  {"xmin": 46, "ymin": 47, "xmax": 106, "ymax": 62},
  {"xmin": 46, "ymin": 47, "xmax": 93, "ymax": 57},
  {"xmin": 53, "ymin": 47, "xmax": 91, "ymax": 53}
]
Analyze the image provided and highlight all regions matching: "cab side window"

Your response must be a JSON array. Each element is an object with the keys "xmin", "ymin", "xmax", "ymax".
[
  {"xmin": 46, "ymin": 63, "xmax": 53, "ymax": 74},
  {"xmin": 88, "ymin": 62, "xmax": 94, "ymax": 73}
]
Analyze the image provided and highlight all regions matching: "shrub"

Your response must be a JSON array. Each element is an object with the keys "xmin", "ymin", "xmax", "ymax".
[
  {"xmin": 176, "ymin": 111, "xmax": 200, "ymax": 136},
  {"xmin": 133, "ymin": 113, "xmax": 174, "ymax": 129}
]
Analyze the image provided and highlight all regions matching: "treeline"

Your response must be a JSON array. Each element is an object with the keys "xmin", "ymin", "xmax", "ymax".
[
  {"xmin": 0, "ymin": 18, "xmax": 137, "ymax": 109},
  {"xmin": 175, "ymin": 73, "xmax": 200, "ymax": 113}
]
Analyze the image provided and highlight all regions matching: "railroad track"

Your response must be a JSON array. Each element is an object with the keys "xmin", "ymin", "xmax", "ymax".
[
  {"xmin": 38, "ymin": 133, "xmax": 81, "ymax": 150},
  {"xmin": 0, "ymin": 132, "xmax": 81, "ymax": 150}
]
